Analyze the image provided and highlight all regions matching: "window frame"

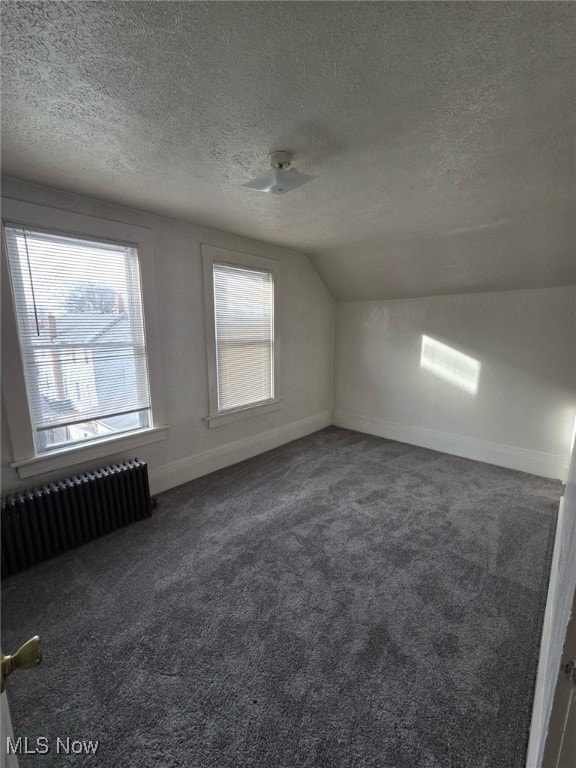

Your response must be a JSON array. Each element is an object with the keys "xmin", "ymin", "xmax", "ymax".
[
  {"xmin": 1, "ymin": 199, "xmax": 168, "ymax": 479},
  {"xmin": 201, "ymin": 244, "xmax": 282, "ymax": 428}
]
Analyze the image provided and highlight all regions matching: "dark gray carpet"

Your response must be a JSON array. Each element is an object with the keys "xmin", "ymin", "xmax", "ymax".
[{"xmin": 1, "ymin": 427, "xmax": 561, "ymax": 767}]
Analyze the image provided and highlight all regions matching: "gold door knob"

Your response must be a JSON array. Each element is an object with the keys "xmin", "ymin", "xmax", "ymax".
[{"xmin": 1, "ymin": 636, "xmax": 42, "ymax": 693}]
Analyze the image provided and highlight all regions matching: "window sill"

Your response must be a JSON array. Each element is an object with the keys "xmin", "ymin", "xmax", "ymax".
[
  {"xmin": 205, "ymin": 399, "xmax": 283, "ymax": 429},
  {"xmin": 11, "ymin": 426, "xmax": 169, "ymax": 480}
]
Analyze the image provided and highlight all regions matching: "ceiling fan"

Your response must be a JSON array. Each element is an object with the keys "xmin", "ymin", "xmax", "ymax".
[{"xmin": 243, "ymin": 151, "xmax": 316, "ymax": 195}]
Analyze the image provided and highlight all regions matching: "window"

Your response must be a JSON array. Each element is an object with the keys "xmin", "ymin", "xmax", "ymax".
[
  {"xmin": 213, "ymin": 263, "xmax": 274, "ymax": 411},
  {"xmin": 4, "ymin": 224, "xmax": 152, "ymax": 453},
  {"xmin": 202, "ymin": 245, "xmax": 281, "ymax": 427}
]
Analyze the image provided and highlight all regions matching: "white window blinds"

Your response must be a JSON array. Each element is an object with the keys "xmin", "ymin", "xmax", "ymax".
[
  {"xmin": 4, "ymin": 225, "xmax": 151, "ymax": 452},
  {"xmin": 213, "ymin": 262, "xmax": 274, "ymax": 412}
]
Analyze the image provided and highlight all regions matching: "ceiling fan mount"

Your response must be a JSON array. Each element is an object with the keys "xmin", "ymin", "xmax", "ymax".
[{"xmin": 268, "ymin": 151, "xmax": 293, "ymax": 170}]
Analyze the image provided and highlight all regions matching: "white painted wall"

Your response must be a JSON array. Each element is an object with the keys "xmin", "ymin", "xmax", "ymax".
[
  {"xmin": 527, "ymin": 434, "xmax": 576, "ymax": 767},
  {"xmin": 0, "ymin": 178, "xmax": 334, "ymax": 495},
  {"xmin": 334, "ymin": 288, "xmax": 576, "ymax": 479}
]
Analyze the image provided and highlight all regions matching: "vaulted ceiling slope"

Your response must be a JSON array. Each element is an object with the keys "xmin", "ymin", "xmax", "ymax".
[{"xmin": 2, "ymin": 1, "xmax": 575, "ymax": 301}]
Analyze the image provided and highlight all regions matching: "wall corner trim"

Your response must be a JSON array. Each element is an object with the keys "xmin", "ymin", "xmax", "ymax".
[
  {"xmin": 526, "ymin": 437, "xmax": 576, "ymax": 768},
  {"xmin": 332, "ymin": 410, "xmax": 567, "ymax": 480},
  {"xmin": 149, "ymin": 410, "xmax": 332, "ymax": 494}
]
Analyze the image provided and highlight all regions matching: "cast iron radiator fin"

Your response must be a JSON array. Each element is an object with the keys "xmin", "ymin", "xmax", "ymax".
[{"xmin": 1, "ymin": 458, "xmax": 152, "ymax": 579}]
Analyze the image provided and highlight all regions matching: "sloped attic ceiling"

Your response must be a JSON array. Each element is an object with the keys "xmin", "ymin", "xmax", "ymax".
[{"xmin": 2, "ymin": 1, "xmax": 574, "ymax": 301}]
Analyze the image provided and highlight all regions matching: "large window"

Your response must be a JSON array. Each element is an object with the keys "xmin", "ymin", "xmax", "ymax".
[
  {"xmin": 202, "ymin": 245, "xmax": 281, "ymax": 427},
  {"xmin": 4, "ymin": 224, "xmax": 152, "ymax": 453}
]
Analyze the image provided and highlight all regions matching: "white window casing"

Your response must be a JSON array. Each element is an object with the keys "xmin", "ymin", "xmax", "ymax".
[{"xmin": 1, "ymin": 200, "xmax": 167, "ymax": 478}]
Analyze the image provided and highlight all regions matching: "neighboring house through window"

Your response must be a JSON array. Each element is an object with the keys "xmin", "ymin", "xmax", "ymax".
[{"xmin": 4, "ymin": 226, "xmax": 151, "ymax": 452}]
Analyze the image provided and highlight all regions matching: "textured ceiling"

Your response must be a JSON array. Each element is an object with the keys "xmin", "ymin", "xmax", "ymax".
[{"xmin": 2, "ymin": 1, "xmax": 575, "ymax": 300}]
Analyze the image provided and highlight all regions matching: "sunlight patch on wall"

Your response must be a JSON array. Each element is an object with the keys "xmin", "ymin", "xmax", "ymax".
[{"xmin": 420, "ymin": 335, "xmax": 481, "ymax": 395}]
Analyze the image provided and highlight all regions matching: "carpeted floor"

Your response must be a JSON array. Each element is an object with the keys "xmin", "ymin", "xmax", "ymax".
[{"xmin": 1, "ymin": 427, "xmax": 562, "ymax": 767}]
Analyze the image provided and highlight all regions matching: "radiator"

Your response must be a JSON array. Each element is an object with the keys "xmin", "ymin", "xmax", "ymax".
[{"xmin": 1, "ymin": 458, "xmax": 153, "ymax": 579}]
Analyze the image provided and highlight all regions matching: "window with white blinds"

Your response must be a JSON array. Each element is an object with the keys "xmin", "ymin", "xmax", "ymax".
[
  {"xmin": 213, "ymin": 262, "xmax": 274, "ymax": 412},
  {"xmin": 4, "ymin": 225, "xmax": 152, "ymax": 453}
]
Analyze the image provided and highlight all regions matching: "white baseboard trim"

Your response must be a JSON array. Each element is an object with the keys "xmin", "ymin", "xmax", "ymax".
[
  {"xmin": 333, "ymin": 410, "xmax": 567, "ymax": 480},
  {"xmin": 149, "ymin": 410, "xmax": 332, "ymax": 495}
]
